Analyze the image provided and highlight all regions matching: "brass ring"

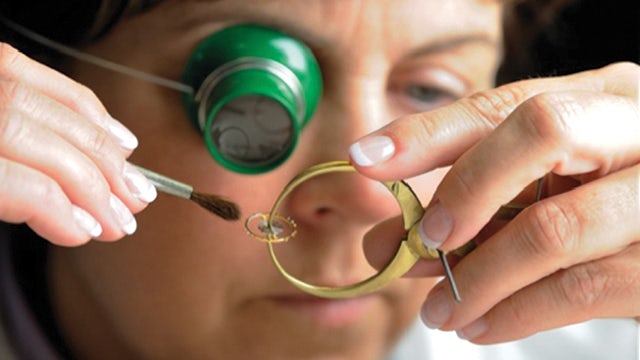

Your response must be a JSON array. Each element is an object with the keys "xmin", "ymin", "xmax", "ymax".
[
  {"xmin": 247, "ymin": 160, "xmax": 537, "ymax": 299},
  {"xmin": 260, "ymin": 160, "xmax": 473, "ymax": 298}
]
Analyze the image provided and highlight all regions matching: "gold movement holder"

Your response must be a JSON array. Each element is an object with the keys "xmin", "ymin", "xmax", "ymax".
[{"xmin": 245, "ymin": 160, "xmax": 532, "ymax": 300}]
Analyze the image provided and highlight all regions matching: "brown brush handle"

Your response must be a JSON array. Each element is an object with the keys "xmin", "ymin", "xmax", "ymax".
[{"xmin": 132, "ymin": 164, "xmax": 193, "ymax": 199}]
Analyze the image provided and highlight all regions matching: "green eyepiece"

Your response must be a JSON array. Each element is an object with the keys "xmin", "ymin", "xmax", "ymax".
[{"xmin": 182, "ymin": 24, "xmax": 322, "ymax": 174}]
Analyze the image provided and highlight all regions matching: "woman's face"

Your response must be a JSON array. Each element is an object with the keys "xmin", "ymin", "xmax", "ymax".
[{"xmin": 50, "ymin": 1, "xmax": 500, "ymax": 359}]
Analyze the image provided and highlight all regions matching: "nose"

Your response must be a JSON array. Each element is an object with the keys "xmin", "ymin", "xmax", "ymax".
[
  {"xmin": 285, "ymin": 169, "xmax": 400, "ymax": 230},
  {"xmin": 289, "ymin": 65, "xmax": 398, "ymax": 223},
  {"xmin": 275, "ymin": 69, "xmax": 402, "ymax": 266}
]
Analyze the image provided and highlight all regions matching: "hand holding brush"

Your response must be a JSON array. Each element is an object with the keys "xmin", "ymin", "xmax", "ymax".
[{"xmin": 133, "ymin": 165, "xmax": 240, "ymax": 221}]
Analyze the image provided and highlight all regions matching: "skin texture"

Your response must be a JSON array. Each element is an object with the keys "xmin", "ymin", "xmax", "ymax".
[
  {"xmin": 2, "ymin": 0, "xmax": 637, "ymax": 358},
  {"xmin": 356, "ymin": 62, "xmax": 640, "ymax": 342},
  {"xmin": 0, "ymin": 0, "xmax": 499, "ymax": 359}
]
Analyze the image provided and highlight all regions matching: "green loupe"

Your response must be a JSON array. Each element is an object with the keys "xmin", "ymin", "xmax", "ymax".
[{"xmin": 182, "ymin": 24, "xmax": 322, "ymax": 174}]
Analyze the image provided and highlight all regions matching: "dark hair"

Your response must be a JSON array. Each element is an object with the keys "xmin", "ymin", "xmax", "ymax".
[
  {"xmin": 497, "ymin": 0, "xmax": 640, "ymax": 84},
  {"xmin": 0, "ymin": 0, "xmax": 160, "ymax": 66},
  {"xmin": 2, "ymin": 0, "xmax": 638, "ymax": 83},
  {"xmin": 1, "ymin": 1, "xmax": 112, "ymax": 45}
]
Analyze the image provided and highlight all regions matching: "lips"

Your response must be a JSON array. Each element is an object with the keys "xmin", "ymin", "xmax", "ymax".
[{"xmin": 266, "ymin": 293, "xmax": 381, "ymax": 328}]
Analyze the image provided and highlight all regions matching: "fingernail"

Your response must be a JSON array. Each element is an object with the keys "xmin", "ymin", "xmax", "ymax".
[
  {"xmin": 419, "ymin": 202, "xmax": 453, "ymax": 249},
  {"xmin": 107, "ymin": 115, "xmax": 138, "ymax": 150},
  {"xmin": 109, "ymin": 193, "xmax": 137, "ymax": 235},
  {"xmin": 349, "ymin": 135, "xmax": 395, "ymax": 166},
  {"xmin": 123, "ymin": 163, "xmax": 157, "ymax": 203},
  {"xmin": 421, "ymin": 287, "xmax": 452, "ymax": 329},
  {"xmin": 72, "ymin": 205, "xmax": 102, "ymax": 238},
  {"xmin": 457, "ymin": 318, "xmax": 488, "ymax": 340}
]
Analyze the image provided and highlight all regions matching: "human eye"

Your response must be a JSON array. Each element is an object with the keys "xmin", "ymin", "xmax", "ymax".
[
  {"xmin": 403, "ymin": 84, "xmax": 459, "ymax": 110},
  {"xmin": 388, "ymin": 67, "xmax": 468, "ymax": 113}
]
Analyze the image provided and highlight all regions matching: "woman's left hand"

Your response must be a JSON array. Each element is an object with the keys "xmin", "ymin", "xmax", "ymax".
[{"xmin": 352, "ymin": 62, "xmax": 640, "ymax": 344}]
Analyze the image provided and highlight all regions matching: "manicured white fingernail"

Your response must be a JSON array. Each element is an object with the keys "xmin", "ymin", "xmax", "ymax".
[
  {"xmin": 419, "ymin": 202, "xmax": 453, "ymax": 249},
  {"xmin": 349, "ymin": 135, "xmax": 395, "ymax": 167},
  {"xmin": 123, "ymin": 163, "xmax": 157, "ymax": 203},
  {"xmin": 421, "ymin": 287, "xmax": 452, "ymax": 329},
  {"xmin": 109, "ymin": 193, "xmax": 137, "ymax": 235},
  {"xmin": 107, "ymin": 115, "xmax": 138, "ymax": 150},
  {"xmin": 72, "ymin": 205, "xmax": 102, "ymax": 238},
  {"xmin": 457, "ymin": 318, "xmax": 488, "ymax": 340}
]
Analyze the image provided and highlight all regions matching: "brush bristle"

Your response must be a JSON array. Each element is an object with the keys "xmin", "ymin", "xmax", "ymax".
[{"xmin": 190, "ymin": 192, "xmax": 241, "ymax": 221}]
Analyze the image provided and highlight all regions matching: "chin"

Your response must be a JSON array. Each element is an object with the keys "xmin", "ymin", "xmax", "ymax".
[{"xmin": 210, "ymin": 288, "xmax": 419, "ymax": 360}]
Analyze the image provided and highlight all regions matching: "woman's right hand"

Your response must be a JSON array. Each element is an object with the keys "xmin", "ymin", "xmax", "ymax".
[{"xmin": 0, "ymin": 43, "xmax": 156, "ymax": 246}]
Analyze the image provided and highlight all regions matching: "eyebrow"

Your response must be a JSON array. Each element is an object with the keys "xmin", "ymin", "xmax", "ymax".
[
  {"xmin": 407, "ymin": 34, "xmax": 498, "ymax": 58},
  {"xmin": 189, "ymin": 4, "xmax": 498, "ymax": 58},
  {"xmin": 274, "ymin": 20, "xmax": 498, "ymax": 62}
]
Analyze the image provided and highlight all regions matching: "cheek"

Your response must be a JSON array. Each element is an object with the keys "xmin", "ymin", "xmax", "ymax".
[
  {"xmin": 73, "ymin": 62, "xmax": 441, "ymax": 354},
  {"xmin": 67, "ymin": 195, "xmax": 282, "ymax": 353},
  {"xmin": 110, "ymin": 85, "xmax": 196, "ymax": 151}
]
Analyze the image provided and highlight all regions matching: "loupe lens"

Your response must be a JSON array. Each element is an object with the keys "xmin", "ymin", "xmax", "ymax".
[
  {"xmin": 210, "ymin": 95, "xmax": 294, "ymax": 167},
  {"xmin": 268, "ymin": 171, "xmax": 402, "ymax": 288},
  {"xmin": 182, "ymin": 24, "xmax": 322, "ymax": 174}
]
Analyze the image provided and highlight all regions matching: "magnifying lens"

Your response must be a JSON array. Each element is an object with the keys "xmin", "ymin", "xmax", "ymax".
[
  {"xmin": 245, "ymin": 160, "xmax": 543, "ymax": 301},
  {"xmin": 0, "ymin": 19, "xmax": 321, "ymax": 174},
  {"xmin": 182, "ymin": 24, "xmax": 322, "ymax": 174}
]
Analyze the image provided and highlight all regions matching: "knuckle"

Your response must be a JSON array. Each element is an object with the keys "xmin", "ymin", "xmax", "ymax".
[
  {"xmin": 413, "ymin": 112, "xmax": 441, "ymax": 141},
  {"xmin": 600, "ymin": 61, "xmax": 640, "ymax": 76},
  {"xmin": 0, "ymin": 105, "xmax": 29, "ymax": 149},
  {"xmin": 464, "ymin": 84, "xmax": 529, "ymax": 127},
  {"xmin": 81, "ymin": 134, "xmax": 124, "ymax": 199},
  {"xmin": 10, "ymin": 165, "xmax": 65, "ymax": 204},
  {"xmin": 67, "ymin": 82, "xmax": 105, "ymax": 122},
  {"xmin": 606, "ymin": 245, "xmax": 640, "ymax": 300},
  {"xmin": 0, "ymin": 43, "xmax": 21, "ymax": 79},
  {"xmin": 523, "ymin": 201, "xmax": 581, "ymax": 259},
  {"xmin": 557, "ymin": 264, "xmax": 608, "ymax": 309},
  {"xmin": 501, "ymin": 294, "xmax": 533, "ymax": 326},
  {"xmin": 33, "ymin": 177, "xmax": 67, "ymax": 208},
  {"xmin": 515, "ymin": 93, "xmax": 576, "ymax": 149},
  {"xmin": 0, "ymin": 80, "xmax": 37, "ymax": 126},
  {"xmin": 59, "ymin": 162, "xmax": 110, "ymax": 210},
  {"xmin": 81, "ymin": 163, "xmax": 114, "ymax": 199},
  {"xmin": 0, "ymin": 161, "xmax": 57, "ymax": 222},
  {"xmin": 82, "ymin": 160, "xmax": 105, "ymax": 183},
  {"xmin": 447, "ymin": 163, "xmax": 479, "ymax": 201},
  {"xmin": 0, "ymin": 78, "xmax": 24, "ymax": 107},
  {"xmin": 0, "ymin": 160, "xmax": 14, "ymax": 203},
  {"xmin": 598, "ymin": 62, "xmax": 640, "ymax": 97},
  {"xmin": 70, "ymin": 82, "xmax": 98, "ymax": 105},
  {"xmin": 87, "ymin": 127, "xmax": 117, "ymax": 156}
]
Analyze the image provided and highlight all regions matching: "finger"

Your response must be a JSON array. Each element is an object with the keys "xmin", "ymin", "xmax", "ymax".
[
  {"xmin": 457, "ymin": 243, "xmax": 640, "ymax": 344},
  {"xmin": 363, "ymin": 216, "xmax": 405, "ymax": 269},
  {"xmin": 424, "ymin": 89, "xmax": 639, "ymax": 250},
  {"xmin": 420, "ymin": 165, "xmax": 640, "ymax": 331},
  {"xmin": 349, "ymin": 62, "xmax": 640, "ymax": 181},
  {"xmin": 362, "ymin": 216, "xmax": 446, "ymax": 276},
  {"xmin": 0, "ymin": 159, "xmax": 101, "ymax": 246},
  {"xmin": 0, "ymin": 43, "xmax": 139, "ymax": 161},
  {"xmin": 0, "ymin": 43, "xmax": 125, "ymax": 135},
  {"xmin": 0, "ymin": 106, "xmax": 143, "ymax": 239},
  {"xmin": 0, "ymin": 79, "xmax": 155, "ymax": 211},
  {"xmin": 362, "ymin": 179, "xmax": 544, "ymax": 277}
]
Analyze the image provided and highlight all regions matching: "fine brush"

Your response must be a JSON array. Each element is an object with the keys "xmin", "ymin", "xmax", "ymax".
[{"xmin": 133, "ymin": 164, "xmax": 241, "ymax": 221}]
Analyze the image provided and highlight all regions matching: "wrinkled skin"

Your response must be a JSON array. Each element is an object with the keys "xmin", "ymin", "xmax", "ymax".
[
  {"xmin": 357, "ymin": 63, "xmax": 640, "ymax": 343},
  {"xmin": 5, "ymin": 0, "xmax": 636, "ymax": 358},
  {"xmin": 0, "ymin": 1, "xmax": 500, "ymax": 359}
]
